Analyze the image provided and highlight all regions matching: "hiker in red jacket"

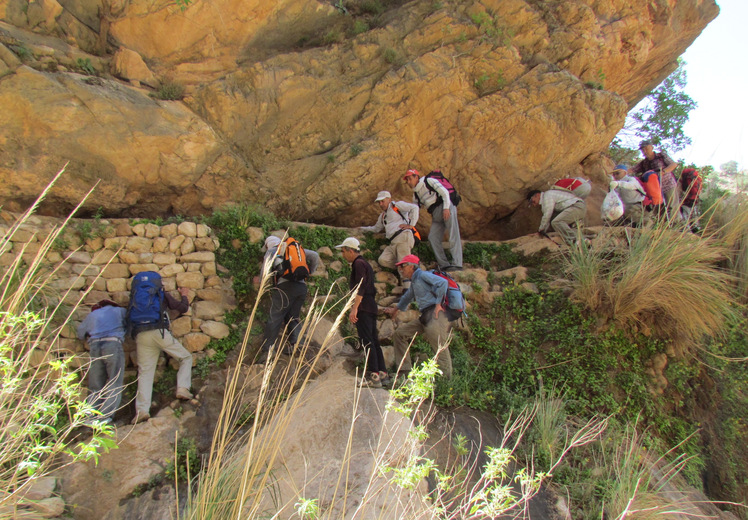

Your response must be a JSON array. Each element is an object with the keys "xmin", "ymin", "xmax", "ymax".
[{"xmin": 679, "ymin": 168, "xmax": 703, "ymax": 232}]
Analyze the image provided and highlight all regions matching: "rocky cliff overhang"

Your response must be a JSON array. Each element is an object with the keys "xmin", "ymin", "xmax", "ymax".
[{"xmin": 0, "ymin": 0, "xmax": 718, "ymax": 236}]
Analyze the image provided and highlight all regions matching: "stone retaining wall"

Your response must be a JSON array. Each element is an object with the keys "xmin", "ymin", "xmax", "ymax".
[{"xmin": 0, "ymin": 213, "xmax": 236, "ymax": 376}]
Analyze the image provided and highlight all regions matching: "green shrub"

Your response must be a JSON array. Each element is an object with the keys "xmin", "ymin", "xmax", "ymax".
[{"xmin": 156, "ymin": 81, "xmax": 185, "ymax": 100}]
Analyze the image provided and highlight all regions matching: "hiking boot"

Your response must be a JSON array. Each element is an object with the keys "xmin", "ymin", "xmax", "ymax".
[
  {"xmin": 379, "ymin": 371, "xmax": 392, "ymax": 387},
  {"xmin": 359, "ymin": 372, "xmax": 382, "ymax": 389},
  {"xmin": 253, "ymin": 350, "xmax": 269, "ymax": 365},
  {"xmin": 81, "ymin": 415, "xmax": 112, "ymax": 428},
  {"xmin": 176, "ymin": 388, "xmax": 193, "ymax": 400},
  {"xmin": 130, "ymin": 412, "xmax": 150, "ymax": 425},
  {"xmin": 442, "ymin": 265, "xmax": 463, "ymax": 272}
]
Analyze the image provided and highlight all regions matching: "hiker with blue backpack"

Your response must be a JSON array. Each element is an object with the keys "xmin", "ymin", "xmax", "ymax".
[
  {"xmin": 127, "ymin": 272, "xmax": 193, "ymax": 425},
  {"xmin": 403, "ymin": 169, "xmax": 463, "ymax": 270},
  {"xmin": 384, "ymin": 254, "xmax": 465, "ymax": 381}
]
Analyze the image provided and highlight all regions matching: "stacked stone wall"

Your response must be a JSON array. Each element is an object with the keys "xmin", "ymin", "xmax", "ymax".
[{"xmin": 0, "ymin": 213, "xmax": 236, "ymax": 377}]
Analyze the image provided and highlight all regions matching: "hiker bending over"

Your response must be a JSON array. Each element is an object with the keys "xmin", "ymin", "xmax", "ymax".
[
  {"xmin": 384, "ymin": 255, "xmax": 456, "ymax": 380},
  {"xmin": 403, "ymin": 169, "xmax": 462, "ymax": 270},
  {"xmin": 77, "ymin": 299, "xmax": 127, "ymax": 426},
  {"xmin": 527, "ymin": 187, "xmax": 586, "ymax": 245},
  {"xmin": 335, "ymin": 237, "xmax": 389, "ymax": 388},
  {"xmin": 257, "ymin": 235, "xmax": 320, "ymax": 364},
  {"xmin": 609, "ymin": 164, "xmax": 651, "ymax": 228},
  {"xmin": 630, "ymin": 140, "xmax": 680, "ymax": 220},
  {"xmin": 360, "ymin": 190, "xmax": 420, "ymax": 283},
  {"xmin": 128, "ymin": 274, "xmax": 193, "ymax": 425}
]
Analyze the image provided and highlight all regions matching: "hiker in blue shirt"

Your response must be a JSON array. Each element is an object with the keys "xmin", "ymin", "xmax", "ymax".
[
  {"xmin": 77, "ymin": 299, "xmax": 127, "ymax": 425},
  {"xmin": 384, "ymin": 254, "xmax": 454, "ymax": 380}
]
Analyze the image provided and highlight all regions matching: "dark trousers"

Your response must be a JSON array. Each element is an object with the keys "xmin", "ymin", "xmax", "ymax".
[
  {"xmin": 356, "ymin": 311, "xmax": 386, "ymax": 373},
  {"xmin": 262, "ymin": 281, "xmax": 308, "ymax": 351}
]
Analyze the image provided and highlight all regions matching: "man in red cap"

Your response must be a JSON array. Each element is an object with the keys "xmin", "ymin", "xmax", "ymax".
[
  {"xmin": 403, "ymin": 169, "xmax": 462, "ymax": 270},
  {"xmin": 384, "ymin": 254, "xmax": 454, "ymax": 380}
]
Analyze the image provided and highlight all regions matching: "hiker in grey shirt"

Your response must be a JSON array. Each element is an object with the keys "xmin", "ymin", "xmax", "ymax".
[
  {"xmin": 360, "ymin": 190, "xmax": 420, "ymax": 269},
  {"xmin": 403, "ymin": 169, "xmax": 462, "ymax": 269}
]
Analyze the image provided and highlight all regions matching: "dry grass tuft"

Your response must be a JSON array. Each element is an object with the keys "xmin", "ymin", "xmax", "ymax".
[{"xmin": 564, "ymin": 223, "xmax": 739, "ymax": 345}]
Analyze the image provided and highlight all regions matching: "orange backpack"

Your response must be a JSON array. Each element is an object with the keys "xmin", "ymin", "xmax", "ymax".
[{"xmin": 276, "ymin": 237, "xmax": 310, "ymax": 282}]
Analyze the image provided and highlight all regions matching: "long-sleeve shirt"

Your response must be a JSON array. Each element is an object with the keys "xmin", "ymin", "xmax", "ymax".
[
  {"xmin": 412, "ymin": 176, "xmax": 452, "ymax": 211},
  {"xmin": 537, "ymin": 190, "xmax": 583, "ymax": 232},
  {"xmin": 261, "ymin": 247, "xmax": 320, "ymax": 285},
  {"xmin": 631, "ymin": 152, "xmax": 677, "ymax": 193},
  {"xmin": 360, "ymin": 200, "xmax": 419, "ymax": 239},
  {"xmin": 397, "ymin": 268, "xmax": 448, "ymax": 312},
  {"xmin": 77, "ymin": 306, "xmax": 127, "ymax": 341},
  {"xmin": 614, "ymin": 175, "xmax": 646, "ymax": 205}
]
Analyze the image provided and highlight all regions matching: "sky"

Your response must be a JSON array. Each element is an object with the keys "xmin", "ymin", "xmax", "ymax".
[{"xmin": 676, "ymin": 0, "xmax": 748, "ymax": 170}]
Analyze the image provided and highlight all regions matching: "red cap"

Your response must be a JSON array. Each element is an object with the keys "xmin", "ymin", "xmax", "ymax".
[
  {"xmin": 403, "ymin": 169, "xmax": 419, "ymax": 180},
  {"xmin": 395, "ymin": 254, "xmax": 420, "ymax": 266}
]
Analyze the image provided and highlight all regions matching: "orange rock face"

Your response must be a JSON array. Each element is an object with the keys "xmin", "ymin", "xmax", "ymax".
[{"xmin": 0, "ymin": 0, "xmax": 718, "ymax": 236}]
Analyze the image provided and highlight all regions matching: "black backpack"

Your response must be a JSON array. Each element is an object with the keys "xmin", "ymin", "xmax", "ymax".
[{"xmin": 416, "ymin": 170, "xmax": 462, "ymax": 212}]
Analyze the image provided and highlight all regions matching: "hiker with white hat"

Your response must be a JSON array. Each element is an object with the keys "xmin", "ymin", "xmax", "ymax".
[
  {"xmin": 335, "ymin": 237, "xmax": 388, "ymax": 388},
  {"xmin": 360, "ymin": 190, "xmax": 420, "ymax": 272}
]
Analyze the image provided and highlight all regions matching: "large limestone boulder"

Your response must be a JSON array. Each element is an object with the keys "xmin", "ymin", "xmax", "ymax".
[{"xmin": 0, "ymin": 0, "xmax": 718, "ymax": 238}]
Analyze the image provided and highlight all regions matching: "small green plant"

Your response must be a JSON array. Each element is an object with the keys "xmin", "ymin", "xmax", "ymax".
[
  {"xmin": 382, "ymin": 47, "xmax": 404, "ymax": 67},
  {"xmin": 360, "ymin": 0, "xmax": 384, "ymax": 15},
  {"xmin": 327, "ymin": 153, "xmax": 336, "ymax": 163},
  {"xmin": 165, "ymin": 436, "xmax": 200, "ymax": 483},
  {"xmin": 156, "ymin": 80, "xmax": 185, "ymax": 100},
  {"xmin": 76, "ymin": 57, "xmax": 96, "ymax": 75},
  {"xmin": 349, "ymin": 143, "xmax": 364, "ymax": 157},
  {"xmin": 174, "ymin": 0, "xmax": 192, "ymax": 10},
  {"xmin": 322, "ymin": 29, "xmax": 344, "ymax": 45},
  {"xmin": 10, "ymin": 44, "xmax": 32, "ymax": 61},
  {"xmin": 473, "ymin": 70, "xmax": 506, "ymax": 96},
  {"xmin": 351, "ymin": 19, "xmax": 369, "ymax": 35},
  {"xmin": 294, "ymin": 497, "xmax": 320, "ymax": 519}
]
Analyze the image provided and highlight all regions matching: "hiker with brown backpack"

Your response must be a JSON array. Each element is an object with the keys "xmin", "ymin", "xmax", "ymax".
[{"xmin": 256, "ymin": 235, "xmax": 320, "ymax": 364}]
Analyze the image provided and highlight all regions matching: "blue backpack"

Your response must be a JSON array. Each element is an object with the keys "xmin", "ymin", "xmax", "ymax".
[
  {"xmin": 127, "ymin": 271, "xmax": 166, "ymax": 336},
  {"xmin": 431, "ymin": 268, "xmax": 466, "ymax": 319}
]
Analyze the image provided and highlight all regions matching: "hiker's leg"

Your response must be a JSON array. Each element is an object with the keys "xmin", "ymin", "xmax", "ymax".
[
  {"xmin": 378, "ymin": 245, "xmax": 397, "ymax": 269},
  {"xmin": 424, "ymin": 311, "xmax": 453, "ymax": 379},
  {"xmin": 552, "ymin": 203, "xmax": 585, "ymax": 244},
  {"xmin": 97, "ymin": 340, "xmax": 125, "ymax": 419},
  {"xmin": 86, "ymin": 342, "xmax": 106, "ymax": 411},
  {"xmin": 391, "ymin": 232, "xmax": 414, "ymax": 263},
  {"xmin": 444, "ymin": 206, "xmax": 462, "ymax": 267},
  {"xmin": 356, "ymin": 311, "xmax": 386, "ymax": 373},
  {"xmin": 154, "ymin": 330, "xmax": 193, "ymax": 393},
  {"xmin": 429, "ymin": 205, "xmax": 450, "ymax": 268},
  {"xmin": 392, "ymin": 318, "xmax": 423, "ymax": 373},
  {"xmin": 262, "ymin": 285, "xmax": 291, "ymax": 351},
  {"xmin": 134, "ymin": 331, "xmax": 161, "ymax": 415},
  {"xmin": 283, "ymin": 282, "xmax": 308, "ymax": 346}
]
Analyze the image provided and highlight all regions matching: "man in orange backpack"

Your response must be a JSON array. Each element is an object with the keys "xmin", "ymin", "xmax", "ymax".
[
  {"xmin": 360, "ymin": 190, "xmax": 420, "ymax": 273},
  {"xmin": 256, "ymin": 235, "xmax": 320, "ymax": 364}
]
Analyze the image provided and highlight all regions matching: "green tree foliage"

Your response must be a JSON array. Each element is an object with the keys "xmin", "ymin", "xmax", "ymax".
[{"xmin": 611, "ymin": 59, "xmax": 697, "ymax": 160}]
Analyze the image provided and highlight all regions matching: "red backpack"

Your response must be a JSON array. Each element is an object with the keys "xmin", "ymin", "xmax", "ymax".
[
  {"xmin": 637, "ymin": 171, "xmax": 664, "ymax": 206},
  {"xmin": 552, "ymin": 178, "xmax": 591, "ymax": 199},
  {"xmin": 680, "ymin": 169, "xmax": 702, "ymax": 206}
]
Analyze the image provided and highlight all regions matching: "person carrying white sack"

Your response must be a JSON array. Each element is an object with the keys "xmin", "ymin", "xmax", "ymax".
[{"xmin": 608, "ymin": 164, "xmax": 650, "ymax": 228}]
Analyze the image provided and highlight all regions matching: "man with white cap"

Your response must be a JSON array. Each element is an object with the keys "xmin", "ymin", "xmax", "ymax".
[
  {"xmin": 360, "ymin": 190, "xmax": 420, "ymax": 271},
  {"xmin": 335, "ymin": 237, "xmax": 388, "ymax": 388},
  {"xmin": 256, "ymin": 234, "xmax": 320, "ymax": 363}
]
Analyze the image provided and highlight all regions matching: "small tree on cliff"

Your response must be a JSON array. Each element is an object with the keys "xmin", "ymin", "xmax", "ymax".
[{"xmin": 611, "ymin": 59, "xmax": 697, "ymax": 162}]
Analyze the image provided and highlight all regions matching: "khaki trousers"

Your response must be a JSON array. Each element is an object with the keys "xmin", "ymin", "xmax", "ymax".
[
  {"xmin": 135, "ymin": 329, "xmax": 193, "ymax": 415},
  {"xmin": 392, "ymin": 309, "xmax": 453, "ymax": 379}
]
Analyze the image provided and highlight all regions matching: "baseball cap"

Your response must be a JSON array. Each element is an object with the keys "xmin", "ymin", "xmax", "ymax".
[
  {"xmin": 613, "ymin": 164, "xmax": 628, "ymax": 173},
  {"xmin": 334, "ymin": 237, "xmax": 360, "ymax": 251},
  {"xmin": 375, "ymin": 191, "xmax": 391, "ymax": 202},
  {"xmin": 395, "ymin": 254, "xmax": 420, "ymax": 266},
  {"xmin": 403, "ymin": 169, "xmax": 419, "ymax": 180},
  {"xmin": 262, "ymin": 235, "xmax": 282, "ymax": 252},
  {"xmin": 639, "ymin": 140, "xmax": 652, "ymax": 149}
]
